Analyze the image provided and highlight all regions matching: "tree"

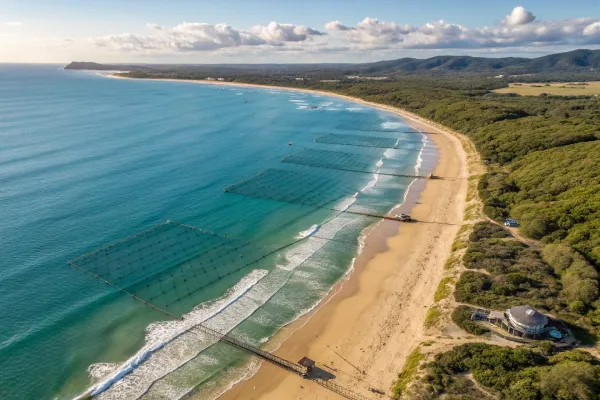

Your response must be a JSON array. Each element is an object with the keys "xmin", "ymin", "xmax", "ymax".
[
  {"xmin": 521, "ymin": 218, "xmax": 550, "ymax": 239},
  {"xmin": 542, "ymin": 244, "xmax": 575, "ymax": 275},
  {"xmin": 539, "ymin": 362, "xmax": 600, "ymax": 400}
]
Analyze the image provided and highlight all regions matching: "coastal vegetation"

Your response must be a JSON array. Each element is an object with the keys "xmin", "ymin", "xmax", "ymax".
[
  {"xmin": 455, "ymin": 222, "xmax": 599, "ymax": 342},
  {"xmin": 433, "ymin": 277, "xmax": 453, "ymax": 302},
  {"xmin": 451, "ymin": 305, "xmax": 488, "ymax": 335},
  {"xmin": 424, "ymin": 306, "xmax": 442, "ymax": 329},
  {"xmin": 479, "ymin": 142, "xmax": 600, "ymax": 264},
  {"xmin": 392, "ymin": 346, "xmax": 425, "ymax": 399},
  {"xmin": 413, "ymin": 343, "xmax": 600, "ymax": 400},
  {"xmin": 68, "ymin": 51, "xmax": 600, "ymax": 398}
]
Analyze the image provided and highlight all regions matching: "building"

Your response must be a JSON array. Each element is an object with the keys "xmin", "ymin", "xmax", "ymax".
[
  {"xmin": 506, "ymin": 305, "xmax": 548, "ymax": 336},
  {"xmin": 472, "ymin": 305, "xmax": 575, "ymax": 344}
]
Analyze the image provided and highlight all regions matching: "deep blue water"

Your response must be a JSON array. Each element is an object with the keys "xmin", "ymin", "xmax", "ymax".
[{"xmin": 0, "ymin": 65, "xmax": 434, "ymax": 399}]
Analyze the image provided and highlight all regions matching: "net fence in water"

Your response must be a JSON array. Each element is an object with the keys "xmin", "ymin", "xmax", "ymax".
[
  {"xmin": 315, "ymin": 133, "xmax": 423, "ymax": 150},
  {"xmin": 335, "ymin": 120, "xmax": 419, "ymax": 133},
  {"xmin": 282, "ymin": 148, "xmax": 419, "ymax": 178},
  {"xmin": 224, "ymin": 168, "xmax": 357, "ymax": 210},
  {"xmin": 69, "ymin": 221, "xmax": 273, "ymax": 315}
]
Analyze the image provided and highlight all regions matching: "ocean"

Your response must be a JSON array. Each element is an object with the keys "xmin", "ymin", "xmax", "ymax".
[{"xmin": 0, "ymin": 65, "xmax": 435, "ymax": 399}]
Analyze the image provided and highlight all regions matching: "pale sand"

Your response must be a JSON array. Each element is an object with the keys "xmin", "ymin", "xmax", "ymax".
[{"xmin": 110, "ymin": 75, "xmax": 469, "ymax": 399}]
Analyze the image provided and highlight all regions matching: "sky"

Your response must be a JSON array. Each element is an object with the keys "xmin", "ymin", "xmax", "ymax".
[{"xmin": 1, "ymin": 0, "xmax": 599, "ymax": 64}]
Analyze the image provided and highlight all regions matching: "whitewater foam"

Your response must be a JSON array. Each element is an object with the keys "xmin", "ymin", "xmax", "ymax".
[
  {"xmin": 77, "ymin": 269, "xmax": 269, "ymax": 399},
  {"xmin": 380, "ymin": 120, "xmax": 406, "ymax": 130},
  {"xmin": 296, "ymin": 224, "xmax": 320, "ymax": 238}
]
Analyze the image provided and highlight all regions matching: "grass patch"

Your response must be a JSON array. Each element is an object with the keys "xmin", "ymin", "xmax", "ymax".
[
  {"xmin": 392, "ymin": 346, "xmax": 425, "ymax": 399},
  {"xmin": 434, "ymin": 277, "xmax": 453, "ymax": 302},
  {"xmin": 463, "ymin": 203, "xmax": 480, "ymax": 221},
  {"xmin": 493, "ymin": 81, "xmax": 600, "ymax": 96},
  {"xmin": 451, "ymin": 239, "xmax": 467, "ymax": 252},
  {"xmin": 466, "ymin": 175, "xmax": 482, "ymax": 202},
  {"xmin": 452, "ymin": 224, "xmax": 473, "ymax": 248},
  {"xmin": 425, "ymin": 306, "xmax": 442, "ymax": 329},
  {"xmin": 457, "ymin": 223, "xmax": 472, "ymax": 237},
  {"xmin": 444, "ymin": 254, "xmax": 459, "ymax": 270}
]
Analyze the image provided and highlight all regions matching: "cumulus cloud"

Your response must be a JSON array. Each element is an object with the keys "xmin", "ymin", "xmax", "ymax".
[
  {"xmin": 326, "ymin": 17, "xmax": 415, "ymax": 46},
  {"xmin": 5, "ymin": 21, "xmax": 23, "ymax": 27},
  {"xmin": 326, "ymin": 13, "xmax": 600, "ymax": 50},
  {"xmin": 88, "ymin": 7, "xmax": 600, "ymax": 56},
  {"xmin": 251, "ymin": 22, "xmax": 325, "ymax": 42},
  {"xmin": 324, "ymin": 20, "xmax": 353, "ymax": 31},
  {"xmin": 92, "ymin": 21, "xmax": 324, "ymax": 52},
  {"xmin": 504, "ymin": 6, "xmax": 535, "ymax": 26},
  {"xmin": 584, "ymin": 21, "xmax": 600, "ymax": 36}
]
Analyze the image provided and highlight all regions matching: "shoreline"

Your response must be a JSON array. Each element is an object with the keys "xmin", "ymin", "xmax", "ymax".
[
  {"xmin": 107, "ymin": 74, "xmax": 461, "ymax": 135},
  {"xmin": 220, "ymin": 110, "xmax": 466, "ymax": 400},
  {"xmin": 110, "ymin": 74, "xmax": 469, "ymax": 399}
]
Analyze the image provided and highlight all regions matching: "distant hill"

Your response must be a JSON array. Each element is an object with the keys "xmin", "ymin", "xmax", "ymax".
[
  {"xmin": 65, "ymin": 49, "xmax": 600, "ymax": 76},
  {"xmin": 64, "ymin": 62, "xmax": 155, "ymax": 71}
]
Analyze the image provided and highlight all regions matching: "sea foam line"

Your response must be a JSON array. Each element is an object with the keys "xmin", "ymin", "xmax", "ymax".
[
  {"xmin": 75, "ymin": 269, "xmax": 269, "ymax": 399},
  {"xmin": 131, "ymin": 220, "xmax": 356, "ymax": 400},
  {"xmin": 134, "ymin": 190, "xmax": 373, "ymax": 400}
]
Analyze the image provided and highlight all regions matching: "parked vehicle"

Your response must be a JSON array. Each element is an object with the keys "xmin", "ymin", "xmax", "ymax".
[{"xmin": 505, "ymin": 218, "xmax": 519, "ymax": 227}]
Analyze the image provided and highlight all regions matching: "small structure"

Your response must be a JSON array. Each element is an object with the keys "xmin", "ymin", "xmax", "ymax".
[
  {"xmin": 506, "ymin": 305, "xmax": 548, "ymax": 336},
  {"xmin": 394, "ymin": 213, "xmax": 412, "ymax": 222},
  {"xmin": 298, "ymin": 357, "xmax": 315, "ymax": 375}
]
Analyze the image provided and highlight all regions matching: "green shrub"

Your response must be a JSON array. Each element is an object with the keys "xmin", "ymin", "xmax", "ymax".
[
  {"xmin": 450, "ymin": 306, "xmax": 488, "ymax": 335},
  {"xmin": 419, "ymin": 344, "xmax": 600, "ymax": 400},
  {"xmin": 469, "ymin": 221, "xmax": 511, "ymax": 242},
  {"xmin": 539, "ymin": 361, "xmax": 600, "ymax": 400},
  {"xmin": 455, "ymin": 240, "xmax": 563, "ymax": 312},
  {"xmin": 542, "ymin": 243, "xmax": 575, "ymax": 275},
  {"xmin": 570, "ymin": 300, "xmax": 586, "ymax": 314}
]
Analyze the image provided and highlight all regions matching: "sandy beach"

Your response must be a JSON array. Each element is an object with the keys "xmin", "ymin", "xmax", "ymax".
[{"xmin": 111, "ymin": 75, "xmax": 469, "ymax": 399}]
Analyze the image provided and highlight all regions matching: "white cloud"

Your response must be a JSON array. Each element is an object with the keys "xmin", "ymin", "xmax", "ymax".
[
  {"xmin": 504, "ymin": 6, "xmax": 535, "ymax": 26},
  {"xmin": 5, "ymin": 21, "xmax": 23, "ymax": 27},
  {"xmin": 92, "ymin": 21, "xmax": 324, "ymax": 52},
  {"xmin": 86, "ymin": 7, "xmax": 600, "ymax": 57},
  {"xmin": 251, "ymin": 22, "xmax": 325, "ymax": 42},
  {"xmin": 584, "ymin": 21, "xmax": 600, "ymax": 36},
  {"xmin": 324, "ymin": 20, "xmax": 353, "ymax": 31},
  {"xmin": 326, "ymin": 13, "xmax": 600, "ymax": 50},
  {"xmin": 325, "ymin": 17, "xmax": 415, "ymax": 47}
]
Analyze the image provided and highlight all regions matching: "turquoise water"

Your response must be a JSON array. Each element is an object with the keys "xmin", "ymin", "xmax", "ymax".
[{"xmin": 0, "ymin": 65, "xmax": 435, "ymax": 400}]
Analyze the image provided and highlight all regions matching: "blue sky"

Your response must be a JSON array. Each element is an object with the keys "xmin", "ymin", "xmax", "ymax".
[{"xmin": 1, "ymin": 0, "xmax": 599, "ymax": 63}]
